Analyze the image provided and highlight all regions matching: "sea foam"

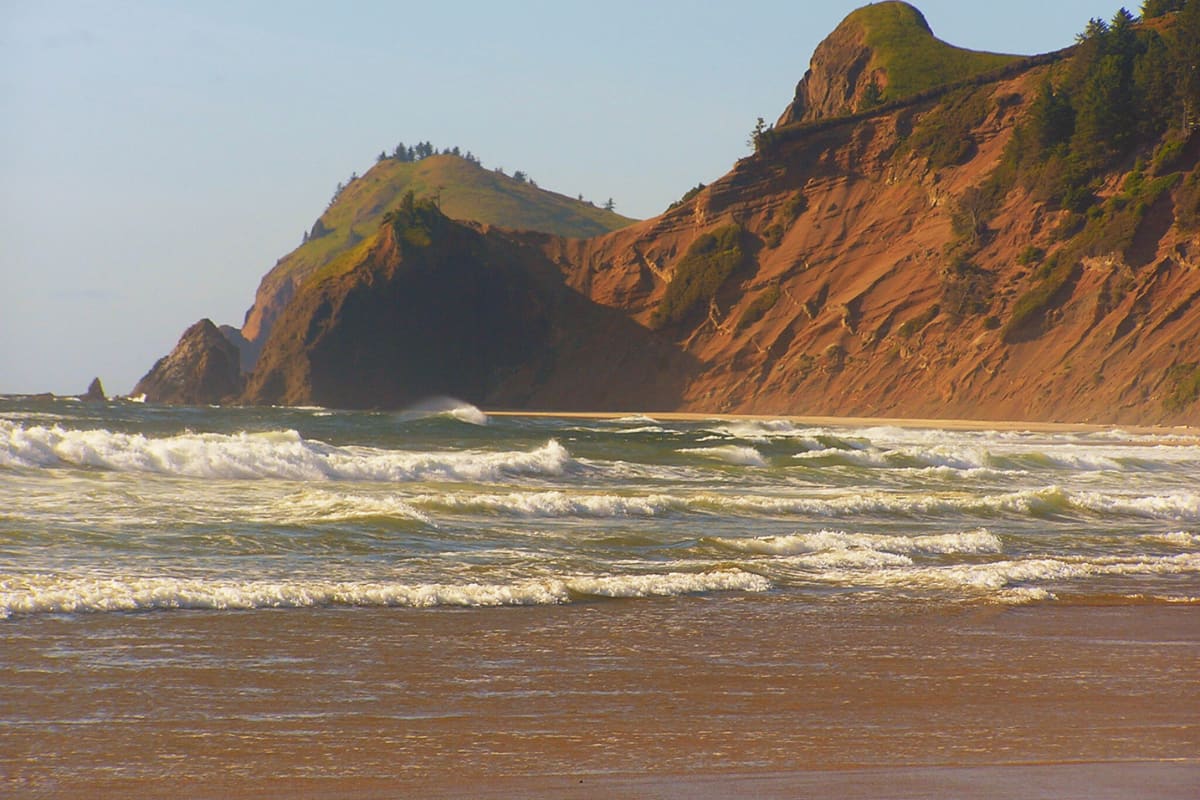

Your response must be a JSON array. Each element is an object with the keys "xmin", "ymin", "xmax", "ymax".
[
  {"xmin": 0, "ymin": 420, "xmax": 568, "ymax": 482},
  {"xmin": 714, "ymin": 528, "xmax": 1004, "ymax": 556},
  {"xmin": 0, "ymin": 569, "xmax": 770, "ymax": 618},
  {"xmin": 411, "ymin": 490, "xmax": 680, "ymax": 518}
]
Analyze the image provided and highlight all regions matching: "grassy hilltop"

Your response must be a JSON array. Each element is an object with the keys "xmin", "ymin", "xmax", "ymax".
[{"xmin": 240, "ymin": 152, "xmax": 636, "ymax": 342}]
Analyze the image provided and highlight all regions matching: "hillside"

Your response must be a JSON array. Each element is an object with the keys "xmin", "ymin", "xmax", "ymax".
[
  {"xmin": 137, "ymin": 1, "xmax": 1200, "ymax": 425},
  {"xmin": 237, "ymin": 153, "xmax": 635, "ymax": 353},
  {"xmin": 776, "ymin": 2, "xmax": 1020, "ymax": 125}
]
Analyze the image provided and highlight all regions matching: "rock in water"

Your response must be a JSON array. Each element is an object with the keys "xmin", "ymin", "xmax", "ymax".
[
  {"xmin": 133, "ymin": 319, "xmax": 243, "ymax": 405},
  {"xmin": 82, "ymin": 377, "xmax": 106, "ymax": 402}
]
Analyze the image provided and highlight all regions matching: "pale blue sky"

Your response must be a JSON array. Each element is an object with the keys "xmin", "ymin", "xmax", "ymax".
[{"xmin": 2, "ymin": 0, "xmax": 1127, "ymax": 394}]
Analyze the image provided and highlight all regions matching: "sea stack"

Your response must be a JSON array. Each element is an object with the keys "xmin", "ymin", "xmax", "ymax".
[
  {"xmin": 133, "ymin": 318, "xmax": 243, "ymax": 405},
  {"xmin": 81, "ymin": 377, "xmax": 106, "ymax": 402}
]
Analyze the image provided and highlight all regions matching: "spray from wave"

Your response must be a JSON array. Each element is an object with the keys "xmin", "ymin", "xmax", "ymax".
[{"xmin": 397, "ymin": 396, "xmax": 489, "ymax": 426}]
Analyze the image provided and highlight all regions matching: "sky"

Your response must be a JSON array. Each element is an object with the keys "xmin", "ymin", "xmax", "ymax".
[{"xmin": 1, "ymin": 0, "xmax": 1132, "ymax": 394}]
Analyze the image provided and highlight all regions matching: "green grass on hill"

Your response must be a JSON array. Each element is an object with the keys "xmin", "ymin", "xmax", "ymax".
[
  {"xmin": 849, "ymin": 2, "xmax": 1020, "ymax": 102},
  {"xmin": 264, "ymin": 154, "xmax": 636, "ymax": 303}
]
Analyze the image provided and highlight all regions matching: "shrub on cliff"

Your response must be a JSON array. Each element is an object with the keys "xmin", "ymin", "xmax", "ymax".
[
  {"xmin": 382, "ymin": 191, "xmax": 445, "ymax": 249},
  {"xmin": 650, "ymin": 224, "xmax": 747, "ymax": 330}
]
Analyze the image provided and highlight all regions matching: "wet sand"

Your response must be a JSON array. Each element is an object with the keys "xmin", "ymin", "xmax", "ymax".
[{"xmin": 3, "ymin": 597, "xmax": 1197, "ymax": 798}]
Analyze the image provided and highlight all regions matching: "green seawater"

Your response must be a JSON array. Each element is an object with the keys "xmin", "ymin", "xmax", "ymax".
[{"xmin": 2, "ymin": 396, "xmax": 1198, "ymax": 616}]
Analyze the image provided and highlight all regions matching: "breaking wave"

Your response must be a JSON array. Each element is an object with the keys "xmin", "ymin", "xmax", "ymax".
[
  {"xmin": 0, "ymin": 421, "xmax": 569, "ymax": 482},
  {"xmin": 398, "ymin": 397, "xmax": 489, "ymax": 426},
  {"xmin": 677, "ymin": 445, "xmax": 768, "ymax": 467},
  {"xmin": 713, "ymin": 528, "xmax": 1004, "ymax": 557},
  {"xmin": 0, "ymin": 569, "xmax": 771, "ymax": 618},
  {"xmin": 412, "ymin": 490, "xmax": 680, "ymax": 518},
  {"xmin": 258, "ymin": 491, "xmax": 433, "ymax": 524},
  {"xmin": 402, "ymin": 487, "xmax": 1200, "ymax": 522},
  {"xmin": 810, "ymin": 552, "xmax": 1200, "ymax": 597}
]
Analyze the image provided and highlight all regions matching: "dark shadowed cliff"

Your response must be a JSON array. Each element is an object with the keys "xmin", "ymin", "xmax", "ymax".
[
  {"xmin": 134, "ymin": 319, "xmax": 242, "ymax": 404},
  {"xmin": 242, "ymin": 196, "xmax": 694, "ymax": 411}
]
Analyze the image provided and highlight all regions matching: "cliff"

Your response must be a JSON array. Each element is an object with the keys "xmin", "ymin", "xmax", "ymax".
[
  {"xmin": 242, "ymin": 199, "xmax": 693, "ymax": 410},
  {"xmin": 141, "ymin": 2, "xmax": 1200, "ymax": 425},
  {"xmin": 134, "ymin": 319, "xmax": 242, "ymax": 405},
  {"xmin": 776, "ymin": 2, "xmax": 1018, "ymax": 126},
  {"xmin": 239, "ymin": 154, "xmax": 635, "ymax": 361}
]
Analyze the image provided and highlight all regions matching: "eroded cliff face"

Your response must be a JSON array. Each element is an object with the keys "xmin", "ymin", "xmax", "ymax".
[
  {"xmin": 775, "ymin": 10, "xmax": 882, "ymax": 126},
  {"xmin": 542, "ymin": 65, "xmax": 1200, "ymax": 425},
  {"xmin": 242, "ymin": 220, "xmax": 695, "ymax": 411},
  {"xmin": 141, "ymin": 7, "xmax": 1200, "ymax": 425},
  {"xmin": 134, "ymin": 319, "xmax": 242, "ymax": 405}
]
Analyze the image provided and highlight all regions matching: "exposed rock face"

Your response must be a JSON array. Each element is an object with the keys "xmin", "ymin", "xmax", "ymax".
[
  {"xmin": 218, "ymin": 324, "xmax": 259, "ymax": 374},
  {"xmin": 139, "ymin": 6, "xmax": 1200, "ymax": 425},
  {"xmin": 81, "ymin": 377, "xmax": 106, "ymax": 402},
  {"xmin": 244, "ymin": 219, "xmax": 694, "ymax": 410},
  {"xmin": 134, "ymin": 319, "xmax": 243, "ymax": 405},
  {"xmin": 238, "ymin": 154, "xmax": 636, "ymax": 367},
  {"xmin": 775, "ymin": 7, "xmax": 883, "ymax": 126}
]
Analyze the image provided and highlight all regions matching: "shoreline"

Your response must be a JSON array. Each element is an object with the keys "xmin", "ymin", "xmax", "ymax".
[
  {"xmin": 487, "ymin": 408, "xmax": 1199, "ymax": 437},
  {"xmin": 4, "ymin": 395, "xmax": 1195, "ymax": 437}
]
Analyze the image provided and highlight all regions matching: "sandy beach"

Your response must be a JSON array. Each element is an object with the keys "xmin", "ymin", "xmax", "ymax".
[{"xmin": 5, "ymin": 599, "xmax": 1198, "ymax": 798}]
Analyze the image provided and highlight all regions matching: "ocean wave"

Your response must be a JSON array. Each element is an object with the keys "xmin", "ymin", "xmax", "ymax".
[
  {"xmin": 713, "ymin": 528, "xmax": 1003, "ymax": 557},
  {"xmin": 411, "ymin": 490, "xmax": 680, "ymax": 517},
  {"xmin": 812, "ymin": 552, "xmax": 1200, "ymax": 594},
  {"xmin": 398, "ymin": 397, "xmax": 489, "ymax": 425},
  {"xmin": 0, "ymin": 569, "xmax": 770, "ymax": 618},
  {"xmin": 0, "ymin": 420, "xmax": 569, "ymax": 482},
  {"xmin": 1149, "ymin": 531, "xmax": 1200, "ymax": 547},
  {"xmin": 260, "ymin": 491, "xmax": 433, "ymax": 524},
  {"xmin": 677, "ymin": 445, "xmax": 768, "ymax": 467},
  {"xmin": 789, "ymin": 439, "xmax": 1200, "ymax": 473},
  {"xmin": 402, "ymin": 487, "xmax": 1200, "ymax": 522},
  {"xmin": 614, "ymin": 414, "xmax": 660, "ymax": 424}
]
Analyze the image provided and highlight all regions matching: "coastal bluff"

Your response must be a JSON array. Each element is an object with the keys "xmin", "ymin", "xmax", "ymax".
[{"xmin": 138, "ymin": 2, "xmax": 1200, "ymax": 425}]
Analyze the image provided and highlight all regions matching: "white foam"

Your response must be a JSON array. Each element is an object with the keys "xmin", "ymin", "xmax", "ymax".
[
  {"xmin": 0, "ymin": 569, "xmax": 770, "ymax": 618},
  {"xmin": 0, "ymin": 421, "xmax": 569, "ymax": 482},
  {"xmin": 1150, "ymin": 531, "xmax": 1200, "ymax": 547},
  {"xmin": 403, "ymin": 487, "xmax": 1200, "ymax": 522},
  {"xmin": 678, "ymin": 445, "xmax": 768, "ymax": 467},
  {"xmin": 412, "ymin": 491, "xmax": 679, "ymax": 518},
  {"xmin": 814, "ymin": 552, "xmax": 1200, "ymax": 594},
  {"xmin": 1068, "ymin": 490, "xmax": 1200, "ymax": 521},
  {"xmin": 716, "ymin": 528, "xmax": 1003, "ymax": 556},
  {"xmin": 261, "ymin": 491, "xmax": 432, "ymax": 524},
  {"xmin": 400, "ymin": 397, "xmax": 488, "ymax": 425},
  {"xmin": 568, "ymin": 570, "xmax": 771, "ymax": 598},
  {"xmin": 698, "ymin": 488, "xmax": 1071, "ymax": 518}
]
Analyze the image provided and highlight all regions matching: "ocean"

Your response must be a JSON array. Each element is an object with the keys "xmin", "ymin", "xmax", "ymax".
[{"xmin": 2, "ymin": 396, "xmax": 1198, "ymax": 797}]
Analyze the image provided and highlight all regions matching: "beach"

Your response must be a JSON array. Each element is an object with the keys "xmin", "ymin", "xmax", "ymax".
[
  {"xmin": 2, "ymin": 398, "xmax": 1198, "ymax": 797},
  {"xmin": 5, "ymin": 600, "xmax": 1197, "ymax": 797}
]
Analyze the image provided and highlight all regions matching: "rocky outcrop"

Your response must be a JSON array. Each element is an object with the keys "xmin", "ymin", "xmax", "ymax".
[
  {"xmin": 81, "ymin": 377, "xmax": 106, "ymax": 402},
  {"xmin": 218, "ymin": 324, "xmax": 259, "ymax": 374},
  {"xmin": 776, "ymin": 6, "xmax": 882, "ymax": 126},
  {"xmin": 237, "ymin": 154, "xmax": 636, "ymax": 366},
  {"xmin": 775, "ymin": 1, "xmax": 1018, "ymax": 127},
  {"xmin": 134, "ymin": 319, "xmax": 243, "ymax": 405},
  {"xmin": 243, "ymin": 215, "xmax": 695, "ymax": 410}
]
